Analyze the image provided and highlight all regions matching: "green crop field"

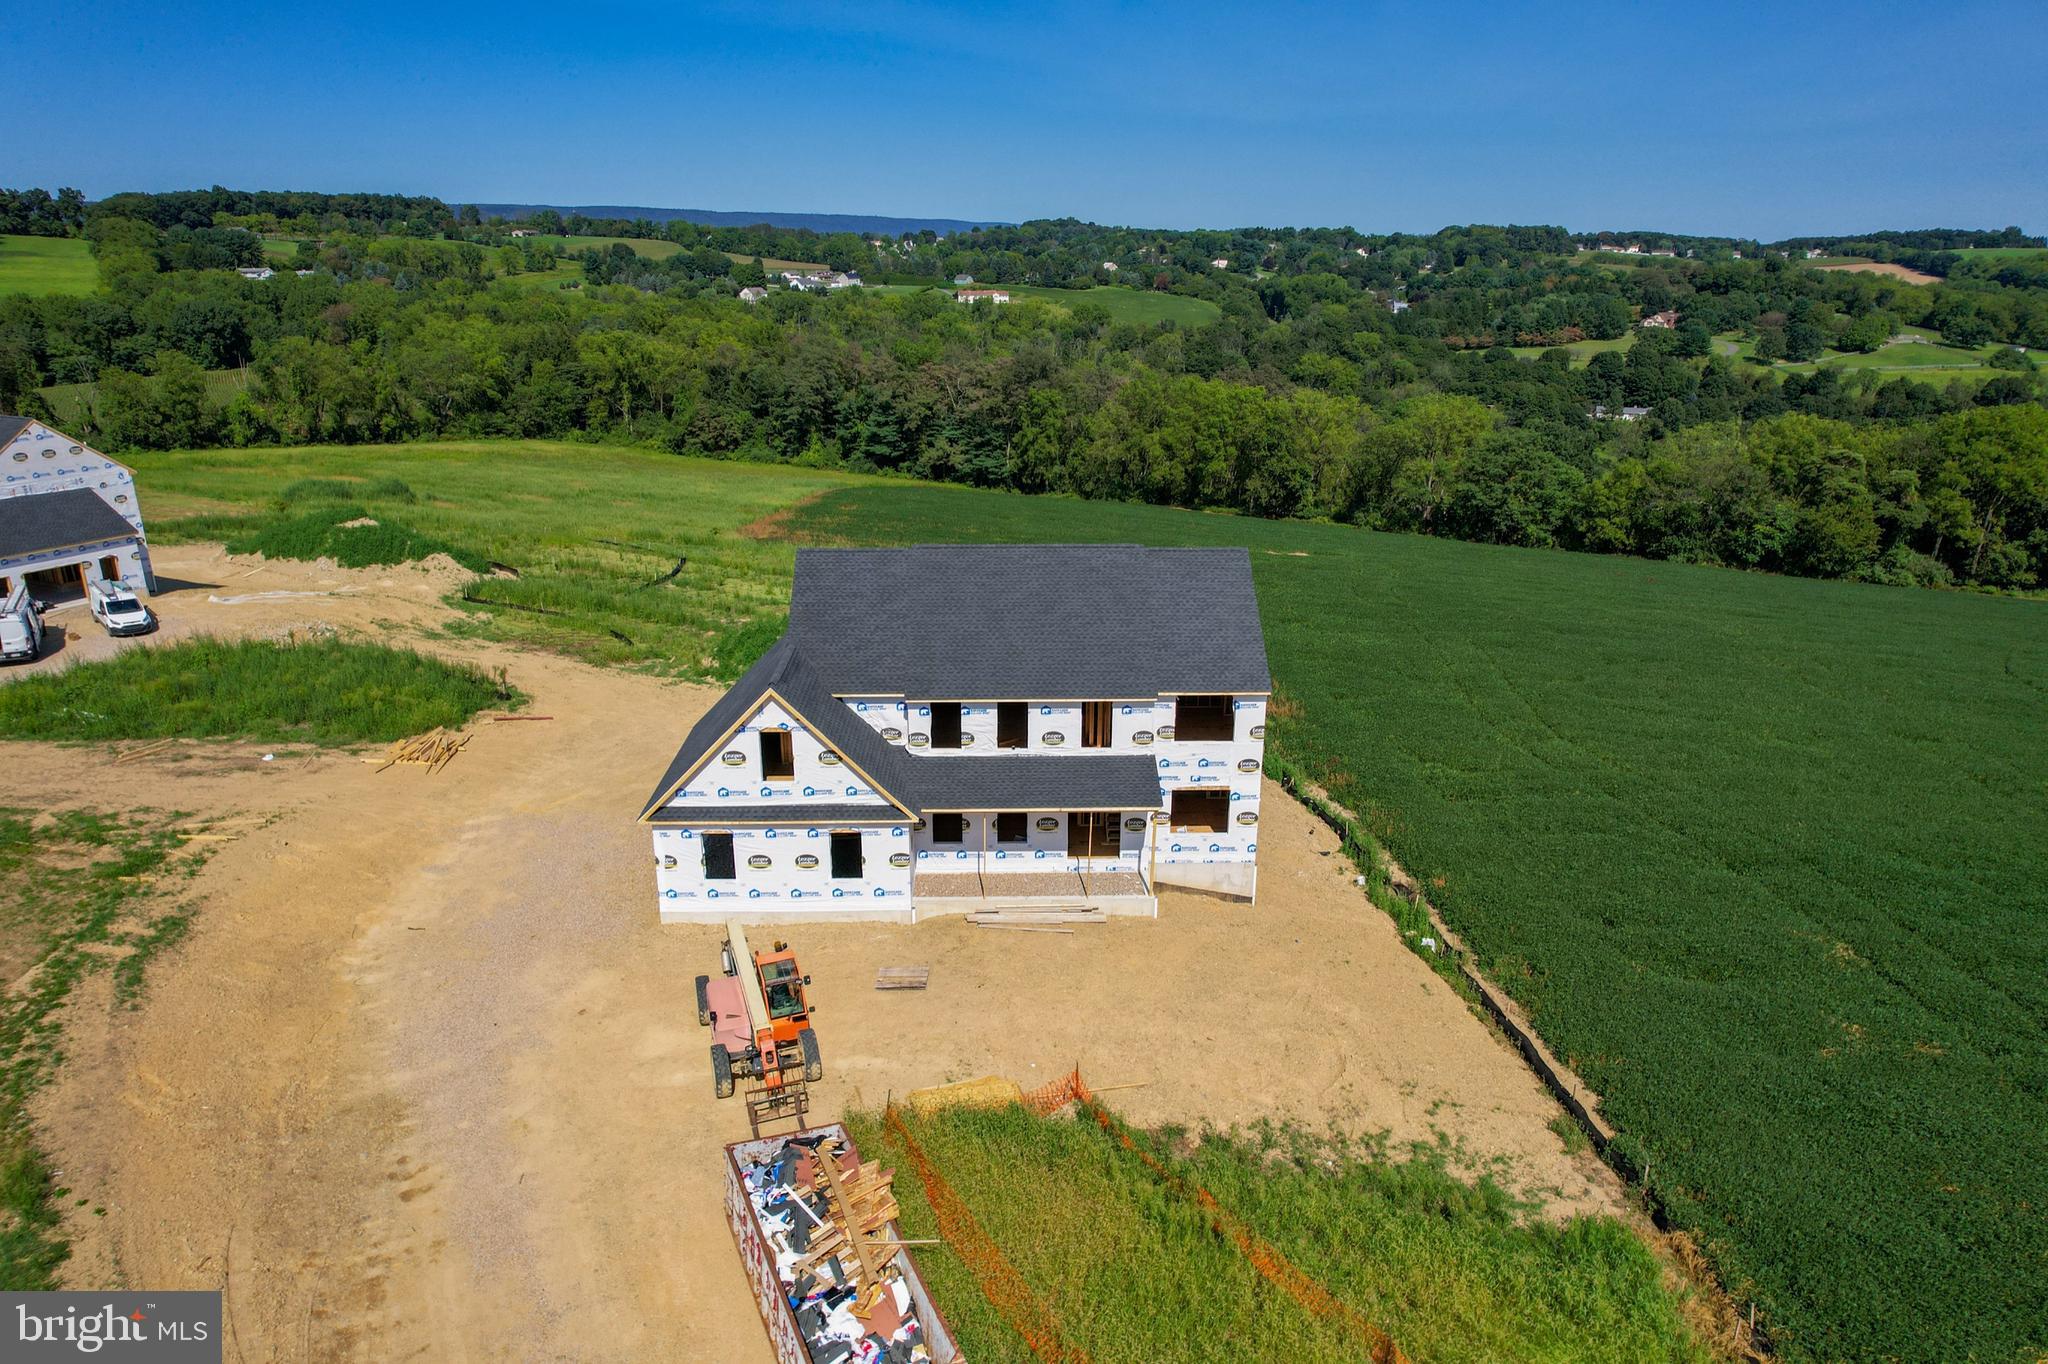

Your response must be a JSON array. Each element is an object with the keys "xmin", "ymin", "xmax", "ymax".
[
  {"xmin": 134, "ymin": 440, "xmax": 868, "ymax": 674},
  {"xmin": 851, "ymin": 1104, "xmax": 1709, "ymax": 1364},
  {"xmin": 780, "ymin": 481, "xmax": 2048, "ymax": 1364},
  {"xmin": 0, "ymin": 235, "xmax": 97, "ymax": 296}
]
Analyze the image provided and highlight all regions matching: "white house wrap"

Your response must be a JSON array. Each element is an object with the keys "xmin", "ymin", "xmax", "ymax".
[
  {"xmin": 641, "ymin": 545, "xmax": 1272, "ymax": 923},
  {"xmin": 0, "ymin": 417, "xmax": 154, "ymax": 601}
]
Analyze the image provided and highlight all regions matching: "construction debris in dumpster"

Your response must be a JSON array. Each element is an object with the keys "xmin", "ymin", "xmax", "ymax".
[{"xmin": 739, "ymin": 1130, "xmax": 935, "ymax": 1364}]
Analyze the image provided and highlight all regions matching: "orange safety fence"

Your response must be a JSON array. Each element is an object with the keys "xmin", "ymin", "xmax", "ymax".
[
  {"xmin": 882, "ymin": 1104, "xmax": 1092, "ymax": 1364},
  {"xmin": 1030, "ymin": 1066, "xmax": 1410, "ymax": 1364}
]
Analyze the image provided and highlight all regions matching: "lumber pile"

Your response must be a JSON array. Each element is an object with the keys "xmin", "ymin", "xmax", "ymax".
[
  {"xmin": 370, "ymin": 727, "xmax": 470, "ymax": 773},
  {"xmin": 966, "ymin": 907, "xmax": 1105, "ymax": 932},
  {"xmin": 874, "ymin": 965, "xmax": 930, "ymax": 990},
  {"xmin": 112, "ymin": 737, "xmax": 180, "ymax": 765}
]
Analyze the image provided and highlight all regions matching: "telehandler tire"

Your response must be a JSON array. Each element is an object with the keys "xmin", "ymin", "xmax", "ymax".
[
  {"xmin": 711, "ymin": 1044, "xmax": 734, "ymax": 1099},
  {"xmin": 800, "ymin": 1029, "xmax": 823, "ymax": 1083}
]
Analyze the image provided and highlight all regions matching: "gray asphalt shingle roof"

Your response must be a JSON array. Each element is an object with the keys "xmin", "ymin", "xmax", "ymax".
[
  {"xmin": 0, "ymin": 488, "xmax": 138, "ymax": 560},
  {"xmin": 0, "ymin": 415, "xmax": 31, "ymax": 447},
  {"xmin": 906, "ymin": 754, "xmax": 1163, "ymax": 812},
  {"xmin": 641, "ymin": 544, "xmax": 1268, "ymax": 821},
  {"xmin": 789, "ymin": 545, "xmax": 1271, "ymax": 698}
]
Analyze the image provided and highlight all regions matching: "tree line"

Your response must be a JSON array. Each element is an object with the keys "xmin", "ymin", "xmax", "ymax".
[{"xmin": 1, "ymin": 188, "xmax": 2043, "ymax": 593}]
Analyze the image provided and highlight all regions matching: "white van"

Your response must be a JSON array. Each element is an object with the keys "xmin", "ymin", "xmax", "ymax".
[
  {"xmin": 88, "ymin": 578, "xmax": 156, "ymax": 637},
  {"xmin": 0, "ymin": 584, "xmax": 45, "ymax": 663}
]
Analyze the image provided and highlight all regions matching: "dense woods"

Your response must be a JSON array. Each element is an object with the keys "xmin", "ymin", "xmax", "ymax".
[{"xmin": 1, "ymin": 188, "xmax": 2044, "ymax": 591}]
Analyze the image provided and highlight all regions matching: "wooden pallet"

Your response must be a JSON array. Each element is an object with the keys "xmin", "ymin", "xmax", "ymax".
[{"xmin": 874, "ymin": 966, "xmax": 930, "ymax": 990}]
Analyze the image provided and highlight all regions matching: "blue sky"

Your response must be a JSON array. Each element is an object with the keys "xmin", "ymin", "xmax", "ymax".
[{"xmin": 6, "ymin": 0, "xmax": 2044, "ymax": 238}]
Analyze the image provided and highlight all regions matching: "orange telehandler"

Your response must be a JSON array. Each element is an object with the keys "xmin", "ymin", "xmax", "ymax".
[{"xmin": 696, "ymin": 920, "xmax": 823, "ymax": 1099}]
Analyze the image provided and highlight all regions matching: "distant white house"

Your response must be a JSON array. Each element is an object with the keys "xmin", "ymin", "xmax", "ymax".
[
  {"xmin": 509, "ymin": 228, "xmax": 535, "ymax": 238},
  {"xmin": 1641, "ymin": 310, "xmax": 1680, "ymax": 329},
  {"xmin": 957, "ymin": 289, "xmax": 1010, "ymax": 305},
  {"xmin": 1387, "ymin": 299, "xmax": 1410, "ymax": 314},
  {"xmin": 236, "ymin": 266, "xmax": 274, "ymax": 281},
  {"xmin": 1592, "ymin": 404, "xmax": 1652, "ymax": 421},
  {"xmin": 1101, "ymin": 261, "xmax": 1118, "ymax": 272},
  {"xmin": 1211, "ymin": 258, "xmax": 1230, "ymax": 269},
  {"xmin": 783, "ymin": 271, "xmax": 862, "ymax": 292},
  {"xmin": 739, "ymin": 286, "xmax": 769, "ymax": 304},
  {"xmin": 953, "ymin": 274, "xmax": 974, "ymax": 286},
  {"xmin": 1804, "ymin": 248, "xmax": 1824, "ymax": 259},
  {"xmin": 1355, "ymin": 247, "xmax": 1371, "ymax": 258}
]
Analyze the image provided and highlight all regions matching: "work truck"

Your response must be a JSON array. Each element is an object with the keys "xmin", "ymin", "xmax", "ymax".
[{"xmin": 0, "ymin": 586, "xmax": 44, "ymax": 664}]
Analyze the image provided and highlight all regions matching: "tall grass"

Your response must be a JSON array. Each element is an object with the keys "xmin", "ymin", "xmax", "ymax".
[
  {"xmin": 0, "ymin": 637, "xmax": 513, "ymax": 745},
  {"xmin": 223, "ymin": 504, "xmax": 488, "ymax": 572},
  {"xmin": 134, "ymin": 440, "xmax": 863, "ymax": 675},
  {"xmin": 851, "ymin": 1104, "xmax": 1707, "ymax": 1364}
]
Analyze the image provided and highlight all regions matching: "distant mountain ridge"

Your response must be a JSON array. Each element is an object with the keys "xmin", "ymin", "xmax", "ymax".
[{"xmin": 462, "ymin": 202, "xmax": 1002, "ymax": 237}]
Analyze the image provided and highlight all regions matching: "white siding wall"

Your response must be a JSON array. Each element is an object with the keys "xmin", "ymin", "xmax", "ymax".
[
  {"xmin": 652, "ymin": 823, "xmax": 913, "ymax": 921},
  {"xmin": 663, "ymin": 692, "xmax": 1268, "ymax": 910},
  {"xmin": 1152, "ymin": 695, "xmax": 1265, "ymax": 896},
  {"xmin": 911, "ymin": 810, "xmax": 1154, "ymax": 874},
  {"xmin": 659, "ymin": 700, "xmax": 884, "ymax": 809}
]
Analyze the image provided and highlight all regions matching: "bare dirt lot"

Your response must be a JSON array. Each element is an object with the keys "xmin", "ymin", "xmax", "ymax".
[{"xmin": 14, "ymin": 545, "xmax": 1622, "ymax": 1362}]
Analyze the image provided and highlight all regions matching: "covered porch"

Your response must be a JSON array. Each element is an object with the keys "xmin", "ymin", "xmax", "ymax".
[{"xmin": 910, "ymin": 866, "xmax": 1157, "ymax": 919}]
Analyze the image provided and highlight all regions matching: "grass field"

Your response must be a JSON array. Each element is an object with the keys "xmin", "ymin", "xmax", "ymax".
[
  {"xmin": 522, "ymin": 234, "xmax": 679, "ymax": 260},
  {"xmin": 1712, "ymin": 330, "xmax": 2015, "ymax": 383},
  {"xmin": 851, "ymin": 1104, "xmax": 1710, "ymax": 1364},
  {"xmin": 1505, "ymin": 334, "xmax": 1636, "ymax": 365},
  {"xmin": 0, "ymin": 235, "xmax": 96, "ymax": 296},
  {"xmin": 868, "ymin": 282, "xmax": 1221, "ymax": 326},
  {"xmin": 0, "ymin": 637, "xmax": 515, "ymax": 745},
  {"xmin": 782, "ymin": 481, "xmax": 2048, "ymax": 1364},
  {"xmin": 505, "ymin": 235, "xmax": 833, "ymax": 273},
  {"xmin": 134, "ymin": 441, "xmax": 867, "ymax": 674},
  {"xmin": 0, "ymin": 808, "xmax": 207, "ymax": 1289},
  {"xmin": 1945, "ymin": 246, "xmax": 2048, "ymax": 262},
  {"xmin": 39, "ymin": 366, "xmax": 254, "ymax": 428}
]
